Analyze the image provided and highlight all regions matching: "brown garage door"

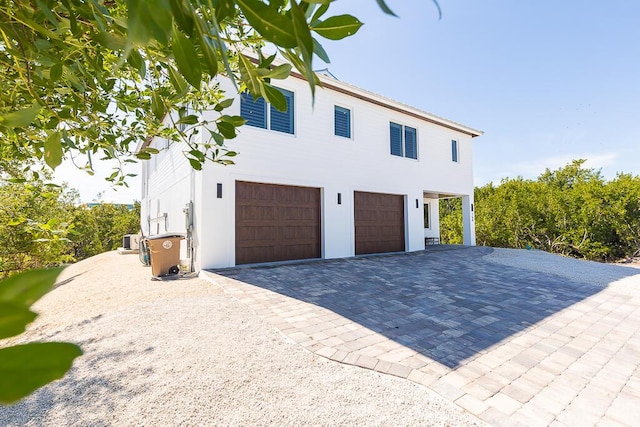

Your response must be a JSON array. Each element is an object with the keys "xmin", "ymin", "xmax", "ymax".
[
  {"xmin": 236, "ymin": 181, "xmax": 321, "ymax": 265},
  {"xmin": 354, "ymin": 191, "xmax": 405, "ymax": 255}
]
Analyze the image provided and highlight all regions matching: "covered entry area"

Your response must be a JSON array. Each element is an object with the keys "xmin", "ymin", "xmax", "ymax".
[
  {"xmin": 235, "ymin": 181, "xmax": 321, "ymax": 265},
  {"xmin": 354, "ymin": 191, "xmax": 405, "ymax": 255},
  {"xmin": 423, "ymin": 191, "xmax": 475, "ymax": 246}
]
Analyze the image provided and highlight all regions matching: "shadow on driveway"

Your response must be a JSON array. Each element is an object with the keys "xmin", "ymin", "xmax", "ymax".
[{"xmin": 213, "ymin": 246, "xmax": 633, "ymax": 368}]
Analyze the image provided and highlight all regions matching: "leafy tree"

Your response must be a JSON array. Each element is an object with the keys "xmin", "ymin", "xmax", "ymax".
[
  {"xmin": 0, "ymin": 181, "xmax": 75, "ymax": 278},
  {"xmin": 0, "ymin": 0, "xmax": 374, "ymax": 183},
  {"xmin": 68, "ymin": 201, "xmax": 141, "ymax": 258},
  {"xmin": 439, "ymin": 198, "xmax": 462, "ymax": 244},
  {"xmin": 444, "ymin": 160, "xmax": 640, "ymax": 262}
]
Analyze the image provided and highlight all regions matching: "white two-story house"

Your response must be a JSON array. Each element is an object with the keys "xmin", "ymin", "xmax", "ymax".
[{"xmin": 140, "ymin": 72, "xmax": 482, "ymax": 271}]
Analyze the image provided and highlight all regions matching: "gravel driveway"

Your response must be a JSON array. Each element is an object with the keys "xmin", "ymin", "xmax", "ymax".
[{"xmin": 0, "ymin": 251, "xmax": 483, "ymax": 426}]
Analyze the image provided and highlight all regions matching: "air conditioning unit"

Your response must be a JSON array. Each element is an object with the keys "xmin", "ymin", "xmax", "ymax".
[{"xmin": 123, "ymin": 234, "xmax": 141, "ymax": 250}]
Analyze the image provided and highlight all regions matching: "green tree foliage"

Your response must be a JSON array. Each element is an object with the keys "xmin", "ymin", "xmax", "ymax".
[
  {"xmin": 68, "ymin": 202, "xmax": 141, "ymax": 258},
  {"xmin": 441, "ymin": 160, "xmax": 640, "ymax": 261},
  {"xmin": 0, "ymin": 0, "xmax": 371, "ymax": 181},
  {"xmin": 0, "ymin": 179, "xmax": 141, "ymax": 278},
  {"xmin": 0, "ymin": 181, "xmax": 75, "ymax": 278},
  {"xmin": 439, "ymin": 198, "xmax": 462, "ymax": 244}
]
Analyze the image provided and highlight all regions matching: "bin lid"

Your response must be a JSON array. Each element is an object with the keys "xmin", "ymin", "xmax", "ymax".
[{"xmin": 147, "ymin": 232, "xmax": 186, "ymax": 240}]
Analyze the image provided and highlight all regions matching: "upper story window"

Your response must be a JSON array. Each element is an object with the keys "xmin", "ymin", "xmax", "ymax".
[
  {"xmin": 334, "ymin": 105, "xmax": 351, "ymax": 138},
  {"xmin": 390, "ymin": 122, "xmax": 417, "ymax": 159},
  {"xmin": 240, "ymin": 88, "xmax": 294, "ymax": 134},
  {"xmin": 451, "ymin": 140, "xmax": 459, "ymax": 162}
]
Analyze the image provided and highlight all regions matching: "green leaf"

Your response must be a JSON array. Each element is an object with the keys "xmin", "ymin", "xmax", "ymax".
[
  {"xmin": 220, "ymin": 115, "xmax": 247, "ymax": 127},
  {"xmin": 50, "ymin": 63, "xmax": 63, "ymax": 81},
  {"xmin": 167, "ymin": 65, "xmax": 188, "ymax": 98},
  {"xmin": 177, "ymin": 115, "xmax": 198, "ymax": 125},
  {"xmin": 127, "ymin": 0, "xmax": 152, "ymax": 45},
  {"xmin": 44, "ymin": 131, "xmax": 63, "ymax": 169},
  {"xmin": 193, "ymin": 15, "xmax": 219, "ymax": 76},
  {"xmin": 126, "ymin": 0, "xmax": 172, "ymax": 46},
  {"xmin": 188, "ymin": 149, "xmax": 205, "ymax": 162},
  {"xmin": 213, "ymin": 98, "xmax": 234, "ymax": 112},
  {"xmin": 375, "ymin": 0, "xmax": 397, "ymax": 17},
  {"xmin": 1, "ymin": 105, "xmax": 42, "ymax": 128},
  {"xmin": 214, "ymin": 0, "xmax": 235, "ymax": 22},
  {"xmin": 262, "ymin": 84, "xmax": 287, "ymax": 112},
  {"xmin": 35, "ymin": 0, "xmax": 59, "ymax": 27},
  {"xmin": 311, "ymin": 2, "xmax": 330, "ymax": 24},
  {"xmin": 6, "ymin": 178, "xmax": 26, "ymax": 184},
  {"xmin": 238, "ymin": 55, "xmax": 262, "ymax": 95},
  {"xmin": 127, "ymin": 49, "xmax": 146, "ymax": 79},
  {"xmin": 262, "ymin": 63, "xmax": 292, "ymax": 80},
  {"xmin": 0, "ymin": 303, "xmax": 37, "ymax": 339},
  {"xmin": 0, "ymin": 342, "xmax": 83, "ymax": 404},
  {"xmin": 136, "ymin": 151, "xmax": 151, "ymax": 160},
  {"xmin": 313, "ymin": 37, "xmax": 330, "ymax": 63},
  {"xmin": 187, "ymin": 157, "xmax": 203, "ymax": 170},
  {"xmin": 210, "ymin": 131, "xmax": 224, "ymax": 146},
  {"xmin": 312, "ymin": 15, "xmax": 364, "ymax": 40},
  {"xmin": 235, "ymin": 0, "xmax": 297, "ymax": 48},
  {"xmin": 216, "ymin": 121, "xmax": 236, "ymax": 139},
  {"xmin": 171, "ymin": 25, "xmax": 201, "ymax": 89},
  {"xmin": 169, "ymin": 0, "xmax": 194, "ymax": 35},
  {"xmin": 93, "ymin": 32, "xmax": 127, "ymax": 51},
  {"xmin": 290, "ymin": 1, "xmax": 314, "ymax": 80},
  {"xmin": 0, "ymin": 267, "xmax": 64, "ymax": 308},
  {"xmin": 151, "ymin": 92, "xmax": 165, "ymax": 121}
]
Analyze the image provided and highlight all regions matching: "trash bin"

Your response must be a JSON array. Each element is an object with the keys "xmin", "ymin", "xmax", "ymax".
[{"xmin": 147, "ymin": 233, "xmax": 185, "ymax": 277}]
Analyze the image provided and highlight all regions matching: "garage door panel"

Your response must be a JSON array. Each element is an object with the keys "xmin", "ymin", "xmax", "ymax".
[
  {"xmin": 236, "ymin": 181, "xmax": 321, "ymax": 265},
  {"xmin": 354, "ymin": 191, "xmax": 405, "ymax": 255}
]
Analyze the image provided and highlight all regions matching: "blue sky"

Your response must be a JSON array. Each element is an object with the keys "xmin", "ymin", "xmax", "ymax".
[
  {"xmin": 57, "ymin": 0, "xmax": 639, "ymax": 202},
  {"xmin": 323, "ymin": 0, "xmax": 640, "ymax": 185}
]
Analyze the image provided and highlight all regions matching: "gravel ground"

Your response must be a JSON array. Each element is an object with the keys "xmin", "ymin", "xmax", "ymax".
[
  {"xmin": 0, "ymin": 251, "xmax": 484, "ymax": 427},
  {"xmin": 483, "ymin": 247, "xmax": 640, "ymax": 290}
]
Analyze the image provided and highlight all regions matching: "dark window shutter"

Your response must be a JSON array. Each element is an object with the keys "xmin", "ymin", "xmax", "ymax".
[
  {"xmin": 240, "ymin": 93, "xmax": 267, "ymax": 129},
  {"xmin": 334, "ymin": 106, "xmax": 351, "ymax": 138},
  {"xmin": 405, "ymin": 126, "xmax": 417, "ymax": 159},
  {"xmin": 390, "ymin": 122, "xmax": 403, "ymax": 156},
  {"xmin": 270, "ymin": 88, "xmax": 294, "ymax": 134}
]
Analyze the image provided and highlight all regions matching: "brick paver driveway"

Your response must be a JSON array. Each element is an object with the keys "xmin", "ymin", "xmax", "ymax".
[{"xmin": 207, "ymin": 246, "xmax": 640, "ymax": 426}]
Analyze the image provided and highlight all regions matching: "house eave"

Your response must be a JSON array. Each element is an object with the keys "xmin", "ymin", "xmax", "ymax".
[{"xmin": 294, "ymin": 71, "xmax": 484, "ymax": 138}]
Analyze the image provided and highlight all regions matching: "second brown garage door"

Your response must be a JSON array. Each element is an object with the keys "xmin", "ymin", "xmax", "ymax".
[
  {"xmin": 354, "ymin": 191, "xmax": 405, "ymax": 255},
  {"xmin": 236, "ymin": 181, "xmax": 321, "ymax": 265}
]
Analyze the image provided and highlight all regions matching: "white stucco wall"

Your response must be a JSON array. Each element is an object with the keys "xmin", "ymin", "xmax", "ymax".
[{"xmin": 142, "ymin": 136, "xmax": 194, "ymax": 261}]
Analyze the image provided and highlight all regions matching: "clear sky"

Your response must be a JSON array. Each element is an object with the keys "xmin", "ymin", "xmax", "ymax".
[{"xmin": 56, "ymin": 0, "xmax": 640, "ymax": 202}]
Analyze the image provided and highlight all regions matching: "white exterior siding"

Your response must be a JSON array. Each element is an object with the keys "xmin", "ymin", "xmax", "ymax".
[
  {"xmin": 142, "ymin": 73, "xmax": 481, "ymax": 270},
  {"xmin": 142, "ymin": 136, "xmax": 193, "ymax": 260}
]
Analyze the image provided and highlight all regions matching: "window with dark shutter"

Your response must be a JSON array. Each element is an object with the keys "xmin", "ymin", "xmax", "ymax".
[
  {"xmin": 334, "ymin": 106, "xmax": 351, "ymax": 138},
  {"xmin": 270, "ymin": 88, "xmax": 294, "ymax": 134},
  {"xmin": 240, "ymin": 92, "xmax": 267, "ymax": 129},
  {"xmin": 390, "ymin": 122, "xmax": 418, "ymax": 159},
  {"xmin": 405, "ymin": 126, "xmax": 417, "ymax": 159},
  {"xmin": 452, "ymin": 140, "xmax": 458, "ymax": 162},
  {"xmin": 390, "ymin": 122, "xmax": 403, "ymax": 156}
]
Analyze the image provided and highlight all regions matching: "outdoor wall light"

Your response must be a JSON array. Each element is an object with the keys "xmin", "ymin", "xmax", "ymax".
[
  {"xmin": 416, "ymin": 199, "xmax": 419, "ymax": 208},
  {"xmin": 217, "ymin": 183, "xmax": 222, "ymax": 199},
  {"xmin": 337, "ymin": 193, "xmax": 342, "ymax": 205}
]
